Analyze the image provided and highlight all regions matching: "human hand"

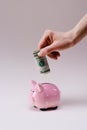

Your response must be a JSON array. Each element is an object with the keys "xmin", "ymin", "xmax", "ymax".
[
  {"xmin": 38, "ymin": 14, "xmax": 87, "ymax": 60},
  {"xmin": 38, "ymin": 29, "xmax": 74, "ymax": 60}
]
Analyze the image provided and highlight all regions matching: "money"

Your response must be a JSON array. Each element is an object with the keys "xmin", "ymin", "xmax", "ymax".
[{"xmin": 33, "ymin": 50, "xmax": 50, "ymax": 73}]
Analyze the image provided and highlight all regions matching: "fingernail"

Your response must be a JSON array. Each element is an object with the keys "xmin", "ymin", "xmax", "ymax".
[{"xmin": 38, "ymin": 51, "xmax": 43, "ymax": 57}]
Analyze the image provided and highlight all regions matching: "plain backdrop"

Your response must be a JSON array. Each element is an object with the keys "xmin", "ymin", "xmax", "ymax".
[{"xmin": 0, "ymin": 0, "xmax": 87, "ymax": 130}]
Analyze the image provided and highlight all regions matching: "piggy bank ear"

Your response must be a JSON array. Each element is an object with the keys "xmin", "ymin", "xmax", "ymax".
[
  {"xmin": 30, "ymin": 80, "xmax": 37, "ymax": 87},
  {"xmin": 36, "ymin": 83, "xmax": 42, "ymax": 92}
]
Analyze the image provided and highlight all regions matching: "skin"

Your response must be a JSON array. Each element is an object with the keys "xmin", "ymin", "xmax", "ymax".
[{"xmin": 38, "ymin": 14, "xmax": 87, "ymax": 60}]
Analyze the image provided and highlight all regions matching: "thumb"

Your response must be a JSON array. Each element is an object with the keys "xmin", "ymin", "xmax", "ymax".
[{"xmin": 38, "ymin": 41, "xmax": 58, "ymax": 57}]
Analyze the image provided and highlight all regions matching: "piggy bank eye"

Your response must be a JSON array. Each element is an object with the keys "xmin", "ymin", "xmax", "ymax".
[{"xmin": 31, "ymin": 90, "xmax": 34, "ymax": 92}]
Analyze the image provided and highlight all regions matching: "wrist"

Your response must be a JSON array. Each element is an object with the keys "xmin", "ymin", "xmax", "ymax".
[
  {"xmin": 70, "ymin": 28, "xmax": 78, "ymax": 45},
  {"xmin": 65, "ymin": 30, "xmax": 76, "ymax": 46}
]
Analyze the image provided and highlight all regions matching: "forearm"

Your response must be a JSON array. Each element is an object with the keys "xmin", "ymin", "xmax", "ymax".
[{"xmin": 72, "ymin": 14, "xmax": 87, "ymax": 45}]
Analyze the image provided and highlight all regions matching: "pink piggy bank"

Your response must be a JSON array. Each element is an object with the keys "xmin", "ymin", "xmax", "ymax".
[{"xmin": 30, "ymin": 80, "xmax": 60, "ymax": 111}]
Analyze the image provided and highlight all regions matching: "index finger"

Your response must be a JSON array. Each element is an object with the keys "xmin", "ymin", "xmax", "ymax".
[{"xmin": 38, "ymin": 32, "xmax": 49, "ymax": 49}]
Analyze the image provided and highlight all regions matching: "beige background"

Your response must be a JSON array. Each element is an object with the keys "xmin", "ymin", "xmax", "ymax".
[{"xmin": 0, "ymin": 0, "xmax": 87, "ymax": 130}]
